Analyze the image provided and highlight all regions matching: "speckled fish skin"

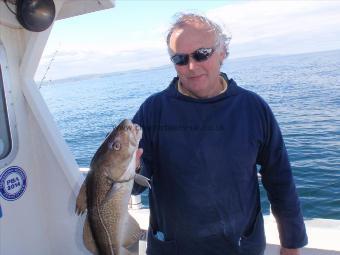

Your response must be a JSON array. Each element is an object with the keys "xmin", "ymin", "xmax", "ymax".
[{"xmin": 76, "ymin": 119, "xmax": 143, "ymax": 255}]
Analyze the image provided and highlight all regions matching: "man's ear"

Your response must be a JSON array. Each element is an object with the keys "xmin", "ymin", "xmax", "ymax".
[{"xmin": 218, "ymin": 46, "xmax": 227, "ymax": 62}]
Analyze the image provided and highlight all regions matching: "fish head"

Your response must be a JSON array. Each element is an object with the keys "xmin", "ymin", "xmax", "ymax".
[{"xmin": 90, "ymin": 119, "xmax": 142, "ymax": 181}]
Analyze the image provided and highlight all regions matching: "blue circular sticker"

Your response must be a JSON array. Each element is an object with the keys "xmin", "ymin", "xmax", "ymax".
[{"xmin": 0, "ymin": 166, "xmax": 27, "ymax": 201}]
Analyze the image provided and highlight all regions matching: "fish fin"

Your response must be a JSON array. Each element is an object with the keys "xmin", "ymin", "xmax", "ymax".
[
  {"xmin": 134, "ymin": 174, "xmax": 151, "ymax": 189},
  {"xmin": 75, "ymin": 181, "xmax": 87, "ymax": 215},
  {"xmin": 83, "ymin": 216, "xmax": 99, "ymax": 255},
  {"xmin": 117, "ymin": 247, "xmax": 135, "ymax": 255},
  {"xmin": 122, "ymin": 245, "xmax": 138, "ymax": 255},
  {"xmin": 103, "ymin": 182, "xmax": 123, "ymax": 204},
  {"xmin": 126, "ymin": 241, "xmax": 139, "ymax": 255},
  {"xmin": 122, "ymin": 214, "xmax": 143, "ymax": 249}
]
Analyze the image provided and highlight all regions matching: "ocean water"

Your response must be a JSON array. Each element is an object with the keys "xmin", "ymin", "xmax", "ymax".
[{"xmin": 40, "ymin": 49, "xmax": 340, "ymax": 219}]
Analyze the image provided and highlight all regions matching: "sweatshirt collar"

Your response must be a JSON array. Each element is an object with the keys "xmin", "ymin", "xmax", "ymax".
[{"xmin": 167, "ymin": 72, "xmax": 239, "ymax": 103}]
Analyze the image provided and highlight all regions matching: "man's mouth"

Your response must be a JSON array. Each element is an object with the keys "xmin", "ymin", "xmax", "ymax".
[{"xmin": 189, "ymin": 74, "xmax": 205, "ymax": 79}]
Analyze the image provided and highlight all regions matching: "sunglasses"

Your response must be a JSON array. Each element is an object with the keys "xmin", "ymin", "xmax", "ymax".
[{"xmin": 170, "ymin": 47, "xmax": 216, "ymax": 66}]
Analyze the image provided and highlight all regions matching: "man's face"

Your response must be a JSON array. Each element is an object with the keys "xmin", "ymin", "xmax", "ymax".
[{"xmin": 169, "ymin": 23, "xmax": 225, "ymax": 99}]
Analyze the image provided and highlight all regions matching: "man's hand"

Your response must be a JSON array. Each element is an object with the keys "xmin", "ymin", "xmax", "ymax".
[
  {"xmin": 280, "ymin": 247, "xmax": 300, "ymax": 255},
  {"xmin": 136, "ymin": 148, "xmax": 143, "ymax": 173}
]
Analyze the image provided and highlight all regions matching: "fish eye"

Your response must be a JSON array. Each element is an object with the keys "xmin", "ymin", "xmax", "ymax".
[
  {"xmin": 113, "ymin": 142, "xmax": 121, "ymax": 151},
  {"xmin": 108, "ymin": 141, "xmax": 120, "ymax": 151}
]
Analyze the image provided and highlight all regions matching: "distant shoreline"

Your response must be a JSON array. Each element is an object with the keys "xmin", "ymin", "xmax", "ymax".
[{"xmin": 38, "ymin": 48, "xmax": 340, "ymax": 86}]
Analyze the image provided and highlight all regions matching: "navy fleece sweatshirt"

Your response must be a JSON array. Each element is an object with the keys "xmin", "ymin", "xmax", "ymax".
[{"xmin": 132, "ymin": 73, "xmax": 307, "ymax": 254}]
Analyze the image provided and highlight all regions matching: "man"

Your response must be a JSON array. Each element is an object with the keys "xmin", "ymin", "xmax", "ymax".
[{"xmin": 132, "ymin": 13, "xmax": 307, "ymax": 255}]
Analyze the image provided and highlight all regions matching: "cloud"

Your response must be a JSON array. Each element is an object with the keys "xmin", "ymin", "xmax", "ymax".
[
  {"xmin": 207, "ymin": 1, "xmax": 340, "ymax": 57},
  {"xmin": 36, "ymin": 1, "xmax": 340, "ymax": 80},
  {"xmin": 36, "ymin": 19, "xmax": 170, "ymax": 81},
  {"xmin": 36, "ymin": 47, "xmax": 170, "ymax": 81}
]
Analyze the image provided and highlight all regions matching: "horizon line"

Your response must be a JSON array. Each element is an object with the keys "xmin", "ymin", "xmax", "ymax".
[{"xmin": 36, "ymin": 47, "xmax": 340, "ymax": 85}]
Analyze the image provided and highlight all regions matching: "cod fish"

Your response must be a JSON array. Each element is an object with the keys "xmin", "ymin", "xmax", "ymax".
[{"xmin": 75, "ymin": 119, "xmax": 150, "ymax": 255}]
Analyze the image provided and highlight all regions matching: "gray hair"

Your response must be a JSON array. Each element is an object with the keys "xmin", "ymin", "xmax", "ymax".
[{"xmin": 166, "ymin": 12, "xmax": 232, "ymax": 59}]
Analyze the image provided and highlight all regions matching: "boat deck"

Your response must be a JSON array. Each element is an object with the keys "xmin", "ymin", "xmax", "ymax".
[{"xmin": 129, "ymin": 208, "xmax": 340, "ymax": 255}]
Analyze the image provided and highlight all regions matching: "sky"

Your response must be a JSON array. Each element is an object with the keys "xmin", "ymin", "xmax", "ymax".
[{"xmin": 35, "ymin": 0, "xmax": 340, "ymax": 82}]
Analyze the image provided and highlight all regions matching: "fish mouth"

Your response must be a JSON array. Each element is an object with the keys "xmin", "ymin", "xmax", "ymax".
[
  {"xmin": 133, "ymin": 123, "xmax": 142, "ymax": 141},
  {"xmin": 121, "ymin": 119, "xmax": 142, "ymax": 143}
]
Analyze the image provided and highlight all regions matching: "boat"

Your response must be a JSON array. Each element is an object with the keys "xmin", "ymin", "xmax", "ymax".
[{"xmin": 0, "ymin": 0, "xmax": 339, "ymax": 254}]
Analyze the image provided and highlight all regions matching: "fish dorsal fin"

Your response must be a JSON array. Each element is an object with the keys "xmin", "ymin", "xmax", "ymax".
[{"xmin": 122, "ymin": 214, "xmax": 143, "ymax": 251}]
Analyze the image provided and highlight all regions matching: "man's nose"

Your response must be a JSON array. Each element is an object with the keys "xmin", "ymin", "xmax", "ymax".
[{"xmin": 188, "ymin": 56, "xmax": 198, "ymax": 70}]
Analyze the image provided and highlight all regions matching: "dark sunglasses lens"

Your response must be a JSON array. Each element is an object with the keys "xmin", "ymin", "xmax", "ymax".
[
  {"xmin": 171, "ymin": 54, "xmax": 188, "ymax": 66},
  {"xmin": 193, "ymin": 48, "xmax": 213, "ymax": 62}
]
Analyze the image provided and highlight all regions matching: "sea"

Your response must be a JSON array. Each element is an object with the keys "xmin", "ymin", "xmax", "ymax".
[{"xmin": 40, "ymin": 49, "xmax": 340, "ymax": 220}]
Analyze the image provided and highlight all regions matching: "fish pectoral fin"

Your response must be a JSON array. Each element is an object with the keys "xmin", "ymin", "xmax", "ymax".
[
  {"xmin": 75, "ymin": 181, "xmax": 87, "ymax": 215},
  {"xmin": 124, "ymin": 244, "xmax": 139, "ymax": 255},
  {"xmin": 134, "ymin": 174, "xmax": 151, "ymax": 189},
  {"xmin": 103, "ymin": 183, "xmax": 123, "ymax": 204},
  {"xmin": 122, "ymin": 214, "xmax": 143, "ymax": 249},
  {"xmin": 119, "ymin": 247, "xmax": 135, "ymax": 255},
  {"xmin": 83, "ymin": 216, "xmax": 99, "ymax": 255}
]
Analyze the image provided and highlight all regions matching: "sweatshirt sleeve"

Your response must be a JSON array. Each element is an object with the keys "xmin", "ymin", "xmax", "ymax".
[
  {"xmin": 132, "ymin": 101, "xmax": 154, "ymax": 195},
  {"xmin": 257, "ymin": 102, "xmax": 308, "ymax": 249}
]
